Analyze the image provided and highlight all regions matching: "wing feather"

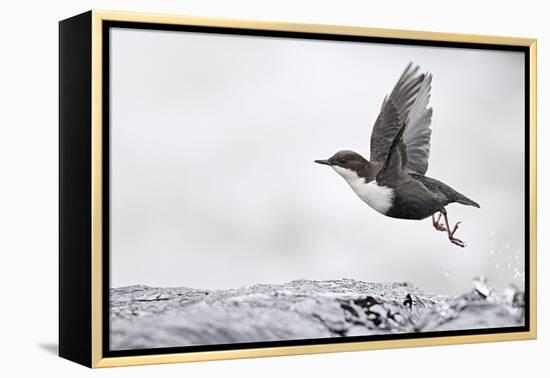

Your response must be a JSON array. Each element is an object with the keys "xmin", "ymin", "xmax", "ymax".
[
  {"xmin": 402, "ymin": 73, "xmax": 433, "ymax": 175},
  {"xmin": 370, "ymin": 63, "xmax": 433, "ymax": 175}
]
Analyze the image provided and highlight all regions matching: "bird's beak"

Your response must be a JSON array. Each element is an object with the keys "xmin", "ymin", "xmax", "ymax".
[{"xmin": 314, "ymin": 159, "xmax": 332, "ymax": 166}]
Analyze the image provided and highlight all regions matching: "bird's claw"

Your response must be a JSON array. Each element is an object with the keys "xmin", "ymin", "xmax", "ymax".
[
  {"xmin": 448, "ymin": 221, "xmax": 465, "ymax": 247},
  {"xmin": 449, "ymin": 236, "xmax": 466, "ymax": 248},
  {"xmin": 435, "ymin": 209, "xmax": 467, "ymax": 248}
]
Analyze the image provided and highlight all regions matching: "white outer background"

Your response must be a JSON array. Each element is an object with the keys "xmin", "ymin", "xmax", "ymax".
[{"xmin": 0, "ymin": 0, "xmax": 547, "ymax": 376}]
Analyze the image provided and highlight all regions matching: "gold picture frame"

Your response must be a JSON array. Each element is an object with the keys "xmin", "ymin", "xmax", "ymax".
[{"xmin": 59, "ymin": 10, "xmax": 537, "ymax": 368}]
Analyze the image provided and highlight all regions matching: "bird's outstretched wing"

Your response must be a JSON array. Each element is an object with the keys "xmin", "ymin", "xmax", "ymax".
[
  {"xmin": 370, "ymin": 63, "xmax": 433, "ymax": 175},
  {"xmin": 376, "ymin": 122, "xmax": 408, "ymax": 185}
]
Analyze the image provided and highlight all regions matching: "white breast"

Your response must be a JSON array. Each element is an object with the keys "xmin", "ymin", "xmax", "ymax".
[{"xmin": 332, "ymin": 166, "xmax": 394, "ymax": 214}]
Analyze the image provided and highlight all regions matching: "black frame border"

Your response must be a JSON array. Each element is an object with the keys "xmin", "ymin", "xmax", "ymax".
[
  {"xmin": 59, "ymin": 11, "xmax": 93, "ymax": 367},
  {"xmin": 101, "ymin": 20, "xmax": 531, "ymax": 359}
]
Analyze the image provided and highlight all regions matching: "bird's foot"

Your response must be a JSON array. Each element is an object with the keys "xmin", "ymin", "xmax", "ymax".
[
  {"xmin": 448, "ymin": 222, "xmax": 465, "ymax": 248},
  {"xmin": 439, "ymin": 208, "xmax": 467, "ymax": 248},
  {"xmin": 449, "ymin": 236, "xmax": 466, "ymax": 247},
  {"xmin": 432, "ymin": 213, "xmax": 446, "ymax": 232}
]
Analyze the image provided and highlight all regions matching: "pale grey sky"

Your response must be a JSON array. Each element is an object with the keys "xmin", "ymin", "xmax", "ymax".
[{"xmin": 109, "ymin": 27, "xmax": 525, "ymax": 295}]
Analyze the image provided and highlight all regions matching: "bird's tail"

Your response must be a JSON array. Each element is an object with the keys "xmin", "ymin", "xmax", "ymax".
[{"xmin": 455, "ymin": 193, "xmax": 480, "ymax": 208}]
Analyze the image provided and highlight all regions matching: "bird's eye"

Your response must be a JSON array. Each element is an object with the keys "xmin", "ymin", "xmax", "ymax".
[{"xmin": 340, "ymin": 159, "xmax": 347, "ymax": 164}]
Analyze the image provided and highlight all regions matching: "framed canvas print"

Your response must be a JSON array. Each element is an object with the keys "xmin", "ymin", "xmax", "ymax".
[{"xmin": 59, "ymin": 10, "xmax": 537, "ymax": 368}]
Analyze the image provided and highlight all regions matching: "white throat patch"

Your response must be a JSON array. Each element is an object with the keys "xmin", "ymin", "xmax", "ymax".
[{"xmin": 331, "ymin": 165, "xmax": 394, "ymax": 214}]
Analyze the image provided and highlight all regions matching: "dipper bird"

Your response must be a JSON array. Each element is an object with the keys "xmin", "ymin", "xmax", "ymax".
[{"xmin": 315, "ymin": 63, "xmax": 480, "ymax": 247}]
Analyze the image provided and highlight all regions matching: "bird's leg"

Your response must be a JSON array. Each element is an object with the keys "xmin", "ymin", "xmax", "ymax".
[
  {"xmin": 431, "ymin": 212, "xmax": 446, "ymax": 232},
  {"xmin": 439, "ymin": 208, "xmax": 465, "ymax": 248}
]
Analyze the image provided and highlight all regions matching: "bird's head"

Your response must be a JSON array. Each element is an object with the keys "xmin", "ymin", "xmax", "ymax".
[{"xmin": 315, "ymin": 150, "xmax": 372, "ymax": 181}]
